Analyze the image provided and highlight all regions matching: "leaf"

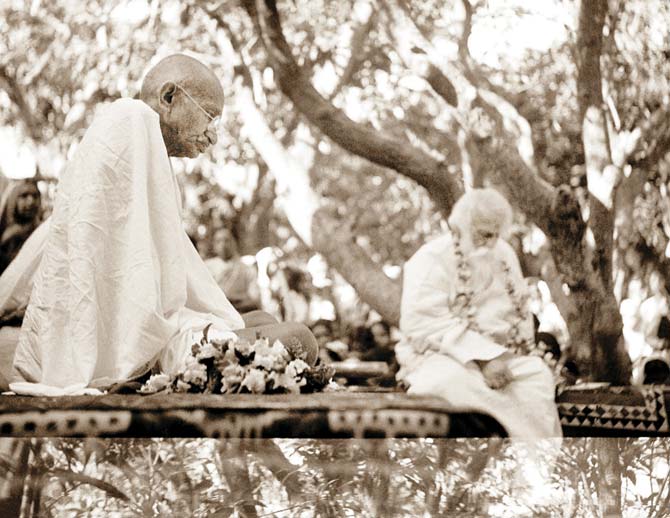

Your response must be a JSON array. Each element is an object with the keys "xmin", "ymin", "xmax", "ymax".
[
  {"xmin": 193, "ymin": 478, "xmax": 214, "ymax": 492},
  {"xmin": 0, "ymin": 455, "xmax": 16, "ymax": 475},
  {"xmin": 48, "ymin": 469, "xmax": 130, "ymax": 502}
]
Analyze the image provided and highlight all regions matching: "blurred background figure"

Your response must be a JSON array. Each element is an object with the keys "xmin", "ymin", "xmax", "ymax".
[
  {"xmin": 255, "ymin": 246, "xmax": 285, "ymax": 321},
  {"xmin": 627, "ymin": 272, "xmax": 670, "ymax": 385},
  {"xmin": 634, "ymin": 313, "xmax": 670, "ymax": 385},
  {"xmin": 281, "ymin": 267, "xmax": 311, "ymax": 324},
  {"xmin": 0, "ymin": 180, "xmax": 42, "ymax": 274},
  {"xmin": 311, "ymin": 319, "xmax": 349, "ymax": 364},
  {"xmin": 205, "ymin": 226, "xmax": 261, "ymax": 313},
  {"xmin": 345, "ymin": 320, "xmax": 398, "ymax": 387},
  {"xmin": 532, "ymin": 314, "xmax": 562, "ymax": 371},
  {"xmin": 349, "ymin": 320, "xmax": 397, "ymax": 366}
]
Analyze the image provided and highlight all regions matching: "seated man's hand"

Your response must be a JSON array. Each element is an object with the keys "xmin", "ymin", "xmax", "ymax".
[{"xmin": 479, "ymin": 357, "xmax": 514, "ymax": 390}]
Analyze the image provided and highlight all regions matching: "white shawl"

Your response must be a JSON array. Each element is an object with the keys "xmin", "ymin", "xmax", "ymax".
[{"xmin": 4, "ymin": 99, "xmax": 243, "ymax": 392}]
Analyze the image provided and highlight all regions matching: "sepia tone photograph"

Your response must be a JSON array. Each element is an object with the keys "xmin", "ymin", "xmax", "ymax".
[{"xmin": 0, "ymin": 0, "xmax": 669, "ymax": 516}]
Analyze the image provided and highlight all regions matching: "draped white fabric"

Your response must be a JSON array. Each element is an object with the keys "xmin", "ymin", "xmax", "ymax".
[
  {"xmin": 3, "ymin": 99, "xmax": 243, "ymax": 393},
  {"xmin": 396, "ymin": 233, "xmax": 562, "ymax": 437}
]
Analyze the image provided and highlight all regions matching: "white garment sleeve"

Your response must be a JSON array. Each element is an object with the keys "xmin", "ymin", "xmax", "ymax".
[{"xmin": 400, "ymin": 245, "xmax": 507, "ymax": 365}]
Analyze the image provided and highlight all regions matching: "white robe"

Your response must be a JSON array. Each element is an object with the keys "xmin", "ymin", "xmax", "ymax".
[
  {"xmin": 0, "ymin": 99, "xmax": 244, "ymax": 394},
  {"xmin": 396, "ymin": 233, "xmax": 562, "ymax": 437}
]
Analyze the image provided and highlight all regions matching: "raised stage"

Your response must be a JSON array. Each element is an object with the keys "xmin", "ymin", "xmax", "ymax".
[{"xmin": 0, "ymin": 384, "xmax": 668, "ymax": 438}]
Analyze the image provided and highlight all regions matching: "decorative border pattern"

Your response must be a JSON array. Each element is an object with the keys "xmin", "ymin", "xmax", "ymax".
[{"xmin": 558, "ymin": 386, "xmax": 669, "ymax": 433}]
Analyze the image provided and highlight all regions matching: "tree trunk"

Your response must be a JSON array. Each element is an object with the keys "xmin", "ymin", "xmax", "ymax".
[
  {"xmin": 0, "ymin": 440, "xmax": 31, "ymax": 518},
  {"xmin": 234, "ymin": 79, "xmax": 402, "ymax": 324},
  {"xmin": 594, "ymin": 437, "xmax": 623, "ymax": 518},
  {"xmin": 210, "ymin": 6, "xmax": 403, "ymax": 324},
  {"xmin": 573, "ymin": 0, "xmax": 631, "ymax": 381}
]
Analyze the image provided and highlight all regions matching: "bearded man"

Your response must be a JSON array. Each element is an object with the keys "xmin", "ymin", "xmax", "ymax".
[
  {"xmin": 0, "ymin": 54, "xmax": 316, "ymax": 394},
  {"xmin": 396, "ymin": 188, "xmax": 562, "ymax": 437}
]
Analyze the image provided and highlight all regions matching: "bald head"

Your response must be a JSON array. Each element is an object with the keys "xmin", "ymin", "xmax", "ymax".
[
  {"xmin": 141, "ymin": 54, "xmax": 223, "ymax": 105},
  {"xmin": 141, "ymin": 54, "xmax": 224, "ymax": 158}
]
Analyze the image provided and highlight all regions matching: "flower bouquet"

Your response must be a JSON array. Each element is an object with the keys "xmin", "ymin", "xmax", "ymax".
[{"xmin": 139, "ymin": 334, "xmax": 336, "ymax": 395}]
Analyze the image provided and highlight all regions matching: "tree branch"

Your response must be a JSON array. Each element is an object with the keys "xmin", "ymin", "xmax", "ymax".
[
  {"xmin": 248, "ymin": 0, "xmax": 462, "ymax": 216},
  {"xmin": 0, "ymin": 65, "xmax": 42, "ymax": 141},
  {"xmin": 381, "ymin": 0, "xmax": 555, "ymax": 229},
  {"xmin": 327, "ymin": 0, "xmax": 377, "ymax": 100},
  {"xmin": 380, "ymin": 0, "xmax": 461, "ymax": 108},
  {"xmin": 575, "ymin": 0, "xmax": 617, "ymax": 292},
  {"xmin": 210, "ymin": 10, "xmax": 403, "ymax": 324},
  {"xmin": 627, "ymin": 106, "xmax": 670, "ymax": 172},
  {"xmin": 48, "ymin": 469, "xmax": 130, "ymax": 502}
]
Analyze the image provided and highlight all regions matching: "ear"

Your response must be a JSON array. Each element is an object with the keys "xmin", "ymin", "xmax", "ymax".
[{"xmin": 159, "ymin": 82, "xmax": 178, "ymax": 108}]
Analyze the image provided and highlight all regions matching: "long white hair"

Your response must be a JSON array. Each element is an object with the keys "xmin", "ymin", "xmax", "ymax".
[{"xmin": 447, "ymin": 188, "xmax": 513, "ymax": 239}]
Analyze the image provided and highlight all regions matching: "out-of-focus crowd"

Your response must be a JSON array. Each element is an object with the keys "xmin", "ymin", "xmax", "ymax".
[
  {"xmin": 192, "ymin": 224, "xmax": 400, "ymax": 377},
  {"xmin": 1, "ymin": 177, "xmax": 670, "ymax": 386}
]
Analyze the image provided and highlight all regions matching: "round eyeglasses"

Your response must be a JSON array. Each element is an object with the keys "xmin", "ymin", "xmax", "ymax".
[{"xmin": 175, "ymin": 83, "xmax": 222, "ymax": 132}]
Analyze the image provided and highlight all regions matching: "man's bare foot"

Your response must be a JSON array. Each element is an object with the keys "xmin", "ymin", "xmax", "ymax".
[{"xmin": 480, "ymin": 357, "xmax": 514, "ymax": 389}]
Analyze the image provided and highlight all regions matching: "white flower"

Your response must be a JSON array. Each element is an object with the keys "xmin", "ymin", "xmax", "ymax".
[
  {"xmin": 221, "ymin": 364, "xmax": 245, "ymax": 384},
  {"xmin": 253, "ymin": 337, "xmax": 271, "ymax": 351},
  {"xmin": 286, "ymin": 359, "xmax": 309, "ymax": 378},
  {"xmin": 208, "ymin": 328, "xmax": 236, "ymax": 344},
  {"xmin": 324, "ymin": 381, "xmax": 346, "ymax": 392},
  {"xmin": 271, "ymin": 340, "xmax": 290, "ymax": 358},
  {"xmin": 241, "ymin": 368, "xmax": 267, "ymax": 394},
  {"xmin": 139, "ymin": 374, "xmax": 171, "ymax": 394},
  {"xmin": 268, "ymin": 371, "xmax": 305, "ymax": 394},
  {"xmin": 233, "ymin": 339, "xmax": 253, "ymax": 358},
  {"xmin": 182, "ymin": 361, "xmax": 207, "ymax": 386},
  {"xmin": 175, "ymin": 380, "xmax": 191, "ymax": 393},
  {"xmin": 252, "ymin": 352, "xmax": 275, "ymax": 370},
  {"xmin": 197, "ymin": 343, "xmax": 219, "ymax": 360},
  {"xmin": 220, "ymin": 364, "xmax": 246, "ymax": 393}
]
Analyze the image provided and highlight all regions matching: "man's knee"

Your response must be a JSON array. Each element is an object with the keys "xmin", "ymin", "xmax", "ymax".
[
  {"xmin": 241, "ymin": 310, "xmax": 278, "ymax": 328},
  {"xmin": 236, "ymin": 321, "xmax": 319, "ymax": 366},
  {"xmin": 274, "ymin": 322, "xmax": 318, "ymax": 366},
  {"xmin": 519, "ymin": 356, "xmax": 555, "ymax": 385}
]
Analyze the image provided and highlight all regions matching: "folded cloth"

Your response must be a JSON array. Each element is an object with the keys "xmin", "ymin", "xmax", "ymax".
[
  {"xmin": 0, "ymin": 327, "xmax": 19, "ymax": 391},
  {"xmin": 8, "ymin": 382, "xmax": 103, "ymax": 397}
]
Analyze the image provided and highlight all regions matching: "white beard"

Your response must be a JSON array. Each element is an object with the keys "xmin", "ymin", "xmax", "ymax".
[
  {"xmin": 460, "ymin": 233, "xmax": 497, "ymax": 258},
  {"xmin": 469, "ymin": 246, "xmax": 494, "ymax": 258}
]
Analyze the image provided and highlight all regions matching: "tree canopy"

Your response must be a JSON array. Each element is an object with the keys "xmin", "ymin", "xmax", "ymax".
[{"xmin": 2, "ymin": 0, "xmax": 670, "ymax": 381}]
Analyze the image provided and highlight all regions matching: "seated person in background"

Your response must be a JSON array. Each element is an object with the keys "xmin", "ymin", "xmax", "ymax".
[
  {"xmin": 281, "ymin": 268, "xmax": 312, "ymax": 324},
  {"xmin": 396, "ymin": 188, "xmax": 562, "ymax": 438},
  {"xmin": 205, "ymin": 226, "xmax": 261, "ymax": 313},
  {"xmin": 349, "ymin": 324, "xmax": 374, "ymax": 360},
  {"xmin": 364, "ymin": 320, "xmax": 397, "ymax": 365},
  {"xmin": 311, "ymin": 319, "xmax": 349, "ymax": 364},
  {"xmin": 0, "ymin": 180, "xmax": 42, "ymax": 275},
  {"xmin": 642, "ymin": 358, "xmax": 670, "ymax": 385},
  {"xmin": 532, "ymin": 314, "xmax": 561, "ymax": 371},
  {"xmin": 0, "ymin": 54, "xmax": 316, "ymax": 394},
  {"xmin": 634, "ymin": 314, "xmax": 670, "ymax": 385}
]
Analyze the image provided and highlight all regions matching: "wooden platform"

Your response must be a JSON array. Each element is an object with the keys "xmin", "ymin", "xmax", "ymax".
[{"xmin": 0, "ymin": 385, "xmax": 667, "ymax": 438}]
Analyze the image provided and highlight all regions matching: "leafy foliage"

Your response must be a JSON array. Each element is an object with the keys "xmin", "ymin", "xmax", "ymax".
[{"xmin": 3, "ymin": 437, "xmax": 669, "ymax": 516}]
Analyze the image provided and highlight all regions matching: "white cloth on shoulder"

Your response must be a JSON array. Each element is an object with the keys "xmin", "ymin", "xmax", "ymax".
[
  {"xmin": 396, "ymin": 233, "xmax": 562, "ymax": 437},
  {"xmin": 0, "ymin": 99, "xmax": 243, "ymax": 395}
]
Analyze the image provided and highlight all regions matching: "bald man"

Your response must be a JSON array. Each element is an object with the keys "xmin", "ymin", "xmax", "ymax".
[{"xmin": 0, "ymin": 54, "xmax": 317, "ymax": 394}]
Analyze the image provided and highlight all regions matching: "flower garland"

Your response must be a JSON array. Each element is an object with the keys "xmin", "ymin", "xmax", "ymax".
[
  {"xmin": 452, "ymin": 232, "xmax": 535, "ymax": 355},
  {"xmin": 139, "ymin": 334, "xmax": 337, "ymax": 395}
]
